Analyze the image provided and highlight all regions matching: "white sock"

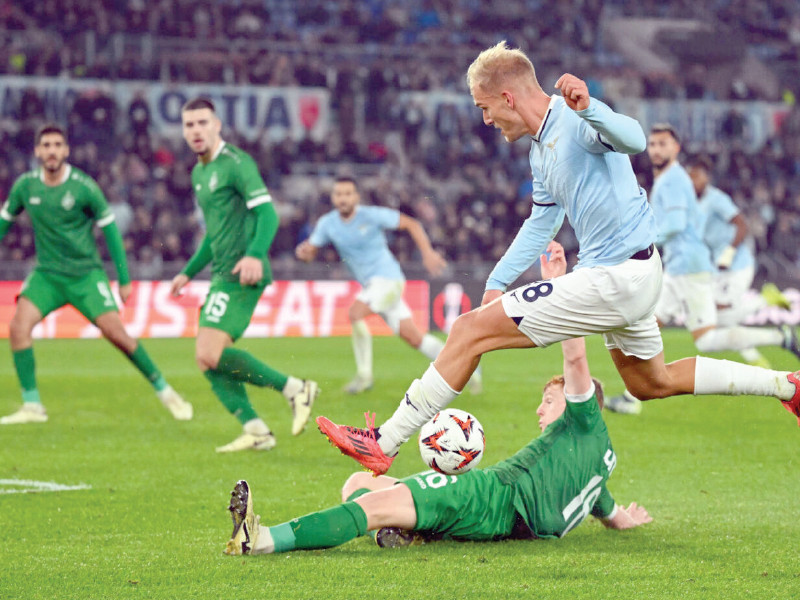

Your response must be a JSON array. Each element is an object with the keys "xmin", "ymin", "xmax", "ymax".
[
  {"xmin": 282, "ymin": 376, "xmax": 304, "ymax": 400},
  {"xmin": 252, "ymin": 525, "xmax": 275, "ymax": 554},
  {"xmin": 739, "ymin": 347, "xmax": 766, "ymax": 363},
  {"xmin": 351, "ymin": 320, "xmax": 372, "ymax": 379},
  {"xmin": 417, "ymin": 334, "xmax": 444, "ymax": 361},
  {"xmin": 694, "ymin": 327, "xmax": 782, "ymax": 353},
  {"xmin": 623, "ymin": 389, "xmax": 641, "ymax": 402},
  {"xmin": 378, "ymin": 364, "xmax": 459, "ymax": 455},
  {"xmin": 244, "ymin": 418, "xmax": 271, "ymax": 436},
  {"xmin": 693, "ymin": 356, "xmax": 794, "ymax": 399}
]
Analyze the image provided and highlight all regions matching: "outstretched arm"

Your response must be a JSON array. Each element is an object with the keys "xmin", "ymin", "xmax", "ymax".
[
  {"xmin": 600, "ymin": 502, "xmax": 653, "ymax": 530},
  {"xmin": 397, "ymin": 213, "xmax": 447, "ymax": 276},
  {"xmin": 555, "ymin": 73, "xmax": 646, "ymax": 154},
  {"xmin": 295, "ymin": 240, "xmax": 320, "ymax": 262},
  {"xmin": 540, "ymin": 241, "xmax": 592, "ymax": 395}
]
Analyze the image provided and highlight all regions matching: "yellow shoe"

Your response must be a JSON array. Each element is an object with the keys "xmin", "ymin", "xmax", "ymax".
[
  {"xmin": 215, "ymin": 432, "xmax": 276, "ymax": 453},
  {"xmin": 224, "ymin": 480, "xmax": 260, "ymax": 555},
  {"xmin": 290, "ymin": 380, "xmax": 319, "ymax": 435},
  {"xmin": 761, "ymin": 283, "xmax": 791, "ymax": 310}
]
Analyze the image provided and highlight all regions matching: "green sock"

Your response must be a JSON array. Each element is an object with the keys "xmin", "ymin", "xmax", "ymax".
[
  {"xmin": 345, "ymin": 488, "xmax": 371, "ymax": 502},
  {"xmin": 204, "ymin": 370, "xmax": 257, "ymax": 424},
  {"xmin": 13, "ymin": 348, "xmax": 40, "ymax": 403},
  {"xmin": 217, "ymin": 347, "xmax": 288, "ymax": 391},
  {"xmin": 271, "ymin": 502, "xmax": 369, "ymax": 553},
  {"xmin": 127, "ymin": 344, "xmax": 166, "ymax": 391}
]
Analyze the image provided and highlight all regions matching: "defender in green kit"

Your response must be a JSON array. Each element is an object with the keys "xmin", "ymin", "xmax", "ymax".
[
  {"xmin": 171, "ymin": 98, "xmax": 319, "ymax": 453},
  {"xmin": 0, "ymin": 124, "xmax": 192, "ymax": 424},
  {"xmin": 221, "ymin": 243, "xmax": 651, "ymax": 556}
]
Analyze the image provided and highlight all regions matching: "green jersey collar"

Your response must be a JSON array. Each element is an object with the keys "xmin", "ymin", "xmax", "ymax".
[{"xmin": 38, "ymin": 164, "xmax": 71, "ymax": 185}]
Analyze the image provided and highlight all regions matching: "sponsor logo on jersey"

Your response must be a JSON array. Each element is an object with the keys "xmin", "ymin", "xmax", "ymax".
[
  {"xmin": 29, "ymin": 197, "xmax": 41, "ymax": 205},
  {"xmin": 61, "ymin": 191, "xmax": 75, "ymax": 210},
  {"xmin": 209, "ymin": 172, "xmax": 218, "ymax": 192}
]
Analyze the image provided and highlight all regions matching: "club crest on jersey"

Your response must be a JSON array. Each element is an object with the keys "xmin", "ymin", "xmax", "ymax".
[
  {"xmin": 29, "ymin": 196, "xmax": 41, "ymax": 205},
  {"xmin": 61, "ymin": 191, "xmax": 75, "ymax": 210},
  {"xmin": 209, "ymin": 171, "xmax": 219, "ymax": 192},
  {"xmin": 545, "ymin": 136, "xmax": 559, "ymax": 164}
]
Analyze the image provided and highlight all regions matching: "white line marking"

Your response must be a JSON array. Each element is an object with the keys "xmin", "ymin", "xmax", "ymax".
[{"xmin": 0, "ymin": 479, "xmax": 91, "ymax": 494}]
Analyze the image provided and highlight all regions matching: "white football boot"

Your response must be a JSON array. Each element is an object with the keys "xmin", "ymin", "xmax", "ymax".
[
  {"xmin": 157, "ymin": 386, "xmax": 193, "ymax": 420},
  {"xmin": 0, "ymin": 403, "xmax": 48, "ymax": 425}
]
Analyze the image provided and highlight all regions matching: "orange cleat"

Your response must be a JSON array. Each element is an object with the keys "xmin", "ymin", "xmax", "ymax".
[
  {"xmin": 782, "ymin": 372, "xmax": 800, "ymax": 426},
  {"xmin": 316, "ymin": 412, "xmax": 394, "ymax": 476}
]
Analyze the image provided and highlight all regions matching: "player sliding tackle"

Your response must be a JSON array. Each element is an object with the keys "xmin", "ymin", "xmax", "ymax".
[
  {"xmin": 223, "ymin": 243, "xmax": 651, "ymax": 556},
  {"xmin": 317, "ymin": 40, "xmax": 800, "ymax": 476}
]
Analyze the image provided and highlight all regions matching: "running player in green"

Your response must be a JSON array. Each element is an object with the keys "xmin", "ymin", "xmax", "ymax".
[
  {"xmin": 0, "ymin": 124, "xmax": 192, "ymax": 424},
  {"xmin": 171, "ymin": 98, "xmax": 319, "ymax": 453},
  {"xmin": 221, "ymin": 242, "xmax": 651, "ymax": 555}
]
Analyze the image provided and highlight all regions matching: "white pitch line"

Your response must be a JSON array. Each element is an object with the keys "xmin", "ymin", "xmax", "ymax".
[{"xmin": 0, "ymin": 479, "xmax": 91, "ymax": 494}]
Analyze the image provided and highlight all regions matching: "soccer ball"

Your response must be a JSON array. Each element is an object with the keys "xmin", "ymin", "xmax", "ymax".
[{"xmin": 418, "ymin": 408, "xmax": 485, "ymax": 475}]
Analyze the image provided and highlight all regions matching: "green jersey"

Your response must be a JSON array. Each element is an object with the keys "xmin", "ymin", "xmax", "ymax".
[
  {"xmin": 191, "ymin": 142, "xmax": 274, "ymax": 283},
  {"xmin": 487, "ymin": 396, "xmax": 617, "ymax": 538},
  {"xmin": 1, "ymin": 165, "xmax": 114, "ymax": 277}
]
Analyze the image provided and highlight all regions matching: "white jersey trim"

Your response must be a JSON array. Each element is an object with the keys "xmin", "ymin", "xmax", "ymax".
[
  {"xmin": 246, "ymin": 194, "xmax": 272, "ymax": 209},
  {"xmin": 39, "ymin": 164, "xmax": 71, "ymax": 185},
  {"xmin": 96, "ymin": 214, "xmax": 116, "ymax": 227},
  {"xmin": 210, "ymin": 140, "xmax": 227, "ymax": 162},
  {"xmin": 0, "ymin": 206, "xmax": 15, "ymax": 221}
]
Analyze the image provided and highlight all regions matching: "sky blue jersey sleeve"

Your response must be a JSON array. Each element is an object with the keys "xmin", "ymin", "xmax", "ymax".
[
  {"xmin": 486, "ymin": 190, "xmax": 565, "ymax": 291},
  {"xmin": 574, "ymin": 99, "xmax": 646, "ymax": 155},
  {"xmin": 308, "ymin": 214, "xmax": 331, "ymax": 248}
]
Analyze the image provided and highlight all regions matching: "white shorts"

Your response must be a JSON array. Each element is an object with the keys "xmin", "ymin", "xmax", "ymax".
[
  {"xmin": 655, "ymin": 271, "xmax": 717, "ymax": 332},
  {"xmin": 500, "ymin": 251, "xmax": 664, "ymax": 360},
  {"xmin": 356, "ymin": 277, "xmax": 411, "ymax": 331},
  {"xmin": 713, "ymin": 266, "xmax": 754, "ymax": 307}
]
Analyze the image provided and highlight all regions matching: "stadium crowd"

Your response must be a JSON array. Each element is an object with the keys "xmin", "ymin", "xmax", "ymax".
[{"xmin": 1, "ymin": 0, "xmax": 800, "ymax": 283}]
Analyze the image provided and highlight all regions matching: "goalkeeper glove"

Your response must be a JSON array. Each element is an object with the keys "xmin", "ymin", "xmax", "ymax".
[{"xmin": 716, "ymin": 245, "xmax": 736, "ymax": 269}]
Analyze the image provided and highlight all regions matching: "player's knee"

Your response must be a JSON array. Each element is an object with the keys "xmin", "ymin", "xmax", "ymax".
[
  {"xmin": 8, "ymin": 317, "xmax": 31, "ymax": 344},
  {"xmin": 195, "ymin": 347, "xmax": 221, "ymax": 371},
  {"xmin": 448, "ymin": 311, "xmax": 478, "ymax": 343},
  {"xmin": 341, "ymin": 472, "xmax": 373, "ymax": 502}
]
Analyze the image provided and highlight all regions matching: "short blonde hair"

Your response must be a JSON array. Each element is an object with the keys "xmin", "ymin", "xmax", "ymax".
[{"xmin": 466, "ymin": 40, "xmax": 539, "ymax": 94}]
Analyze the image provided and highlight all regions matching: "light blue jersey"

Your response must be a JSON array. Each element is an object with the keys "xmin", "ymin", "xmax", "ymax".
[
  {"xmin": 650, "ymin": 162, "xmax": 713, "ymax": 275},
  {"xmin": 698, "ymin": 185, "xmax": 754, "ymax": 272},
  {"xmin": 309, "ymin": 205, "xmax": 405, "ymax": 285},
  {"xmin": 487, "ymin": 96, "xmax": 657, "ymax": 291}
]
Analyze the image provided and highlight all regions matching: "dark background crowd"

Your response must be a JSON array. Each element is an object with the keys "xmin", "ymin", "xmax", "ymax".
[{"xmin": 1, "ymin": 0, "xmax": 800, "ymax": 286}]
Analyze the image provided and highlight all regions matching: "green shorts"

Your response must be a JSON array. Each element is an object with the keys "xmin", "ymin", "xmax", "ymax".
[
  {"xmin": 400, "ymin": 469, "xmax": 517, "ymax": 541},
  {"xmin": 198, "ymin": 278, "xmax": 265, "ymax": 341},
  {"xmin": 20, "ymin": 268, "xmax": 118, "ymax": 321}
]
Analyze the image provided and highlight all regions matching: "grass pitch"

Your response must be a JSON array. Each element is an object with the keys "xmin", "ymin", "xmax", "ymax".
[{"xmin": 0, "ymin": 330, "xmax": 798, "ymax": 599}]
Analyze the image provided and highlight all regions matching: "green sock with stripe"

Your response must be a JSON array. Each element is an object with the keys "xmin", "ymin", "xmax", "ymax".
[
  {"xmin": 13, "ymin": 347, "xmax": 40, "ymax": 403},
  {"xmin": 216, "ymin": 347, "xmax": 288, "ymax": 391},
  {"xmin": 204, "ymin": 370, "xmax": 258, "ymax": 424},
  {"xmin": 127, "ymin": 344, "xmax": 167, "ymax": 392},
  {"xmin": 269, "ymin": 502, "xmax": 369, "ymax": 553}
]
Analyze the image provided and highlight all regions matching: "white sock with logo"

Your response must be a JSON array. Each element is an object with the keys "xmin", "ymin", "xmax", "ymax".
[
  {"xmin": 378, "ymin": 364, "xmax": 458, "ymax": 456},
  {"xmin": 693, "ymin": 356, "xmax": 794, "ymax": 399}
]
